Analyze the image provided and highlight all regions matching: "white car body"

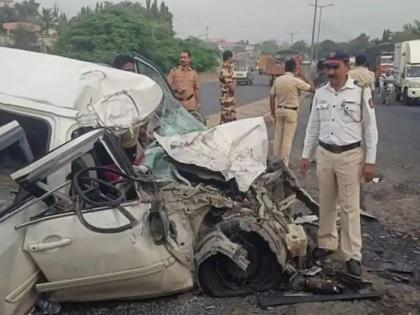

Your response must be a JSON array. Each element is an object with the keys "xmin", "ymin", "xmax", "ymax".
[{"xmin": 0, "ymin": 49, "xmax": 315, "ymax": 315}]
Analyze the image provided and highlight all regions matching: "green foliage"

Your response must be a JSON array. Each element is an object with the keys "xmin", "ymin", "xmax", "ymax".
[
  {"xmin": 256, "ymin": 40, "xmax": 280, "ymax": 55},
  {"xmin": 0, "ymin": 0, "xmax": 67, "ymax": 34},
  {"xmin": 346, "ymin": 33, "xmax": 370, "ymax": 55},
  {"xmin": 55, "ymin": 2, "xmax": 218, "ymax": 73},
  {"xmin": 290, "ymin": 40, "xmax": 309, "ymax": 55}
]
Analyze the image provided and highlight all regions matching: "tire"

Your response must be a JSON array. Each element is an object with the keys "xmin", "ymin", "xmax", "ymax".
[{"xmin": 197, "ymin": 229, "xmax": 283, "ymax": 297}]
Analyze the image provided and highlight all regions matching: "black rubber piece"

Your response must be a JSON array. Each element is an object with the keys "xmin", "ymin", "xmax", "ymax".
[{"xmin": 258, "ymin": 289, "xmax": 382, "ymax": 308}]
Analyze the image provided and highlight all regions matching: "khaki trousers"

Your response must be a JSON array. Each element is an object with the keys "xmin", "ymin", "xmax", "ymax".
[
  {"xmin": 316, "ymin": 146, "xmax": 363, "ymax": 261},
  {"xmin": 273, "ymin": 109, "xmax": 298, "ymax": 166}
]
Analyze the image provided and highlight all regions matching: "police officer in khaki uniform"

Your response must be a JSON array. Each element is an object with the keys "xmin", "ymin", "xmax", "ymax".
[
  {"xmin": 349, "ymin": 54, "xmax": 376, "ymax": 92},
  {"xmin": 219, "ymin": 50, "xmax": 236, "ymax": 124},
  {"xmin": 168, "ymin": 50, "xmax": 201, "ymax": 112},
  {"xmin": 300, "ymin": 51, "xmax": 378, "ymax": 276},
  {"xmin": 270, "ymin": 59, "xmax": 314, "ymax": 166}
]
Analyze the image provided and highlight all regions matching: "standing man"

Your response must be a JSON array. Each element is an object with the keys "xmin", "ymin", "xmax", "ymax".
[
  {"xmin": 270, "ymin": 59, "xmax": 314, "ymax": 166},
  {"xmin": 168, "ymin": 50, "xmax": 201, "ymax": 112},
  {"xmin": 219, "ymin": 50, "xmax": 236, "ymax": 124},
  {"xmin": 314, "ymin": 60, "xmax": 328, "ymax": 89},
  {"xmin": 349, "ymin": 54, "xmax": 376, "ymax": 92},
  {"xmin": 300, "ymin": 51, "xmax": 378, "ymax": 276}
]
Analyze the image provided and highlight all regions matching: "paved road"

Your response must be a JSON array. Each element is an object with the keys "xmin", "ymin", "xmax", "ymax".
[{"xmin": 200, "ymin": 73, "xmax": 270, "ymax": 116}]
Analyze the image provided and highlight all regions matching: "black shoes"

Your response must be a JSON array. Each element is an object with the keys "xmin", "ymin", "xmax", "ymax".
[{"xmin": 346, "ymin": 259, "xmax": 362, "ymax": 277}]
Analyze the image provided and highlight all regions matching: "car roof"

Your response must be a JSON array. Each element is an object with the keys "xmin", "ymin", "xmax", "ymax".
[{"xmin": 0, "ymin": 48, "xmax": 163, "ymax": 126}]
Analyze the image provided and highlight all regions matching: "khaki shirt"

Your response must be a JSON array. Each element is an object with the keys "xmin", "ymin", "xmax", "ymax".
[
  {"xmin": 349, "ymin": 67, "xmax": 375, "ymax": 92},
  {"xmin": 270, "ymin": 72, "xmax": 312, "ymax": 109},
  {"xmin": 168, "ymin": 65, "xmax": 199, "ymax": 111}
]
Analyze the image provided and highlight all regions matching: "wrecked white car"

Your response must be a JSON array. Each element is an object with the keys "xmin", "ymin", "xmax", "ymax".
[{"xmin": 0, "ymin": 48, "xmax": 318, "ymax": 315}]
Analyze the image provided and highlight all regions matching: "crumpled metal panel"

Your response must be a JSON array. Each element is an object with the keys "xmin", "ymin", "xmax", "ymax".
[
  {"xmin": 195, "ymin": 229, "xmax": 250, "ymax": 271},
  {"xmin": 155, "ymin": 117, "xmax": 269, "ymax": 192},
  {"xmin": 0, "ymin": 47, "xmax": 163, "ymax": 129}
]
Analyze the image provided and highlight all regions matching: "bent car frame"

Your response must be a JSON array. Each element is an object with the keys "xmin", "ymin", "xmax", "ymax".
[{"xmin": 0, "ymin": 48, "xmax": 318, "ymax": 315}]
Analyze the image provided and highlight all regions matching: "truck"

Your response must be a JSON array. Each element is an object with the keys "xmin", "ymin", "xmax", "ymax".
[
  {"xmin": 257, "ymin": 50, "xmax": 302, "ymax": 86},
  {"xmin": 365, "ymin": 43, "xmax": 395, "ymax": 81},
  {"xmin": 394, "ymin": 40, "xmax": 420, "ymax": 105}
]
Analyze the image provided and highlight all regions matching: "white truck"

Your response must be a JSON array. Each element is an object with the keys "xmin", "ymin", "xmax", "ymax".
[{"xmin": 394, "ymin": 40, "xmax": 420, "ymax": 105}]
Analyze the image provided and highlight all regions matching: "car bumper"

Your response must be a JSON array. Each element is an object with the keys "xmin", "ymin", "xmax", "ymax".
[
  {"xmin": 234, "ymin": 77, "xmax": 248, "ymax": 82},
  {"xmin": 407, "ymin": 88, "xmax": 420, "ymax": 99}
]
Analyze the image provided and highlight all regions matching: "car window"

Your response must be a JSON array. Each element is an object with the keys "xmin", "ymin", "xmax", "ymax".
[
  {"xmin": 0, "ymin": 111, "xmax": 51, "ymax": 213},
  {"xmin": 0, "ymin": 110, "xmax": 50, "ymax": 159}
]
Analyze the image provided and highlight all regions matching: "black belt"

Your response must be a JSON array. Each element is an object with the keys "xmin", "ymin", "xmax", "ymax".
[
  {"xmin": 277, "ymin": 106, "xmax": 298, "ymax": 111},
  {"xmin": 319, "ymin": 140, "xmax": 361, "ymax": 154}
]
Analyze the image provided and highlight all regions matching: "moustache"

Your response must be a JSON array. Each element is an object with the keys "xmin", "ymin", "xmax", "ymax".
[{"xmin": 328, "ymin": 74, "xmax": 337, "ymax": 79}]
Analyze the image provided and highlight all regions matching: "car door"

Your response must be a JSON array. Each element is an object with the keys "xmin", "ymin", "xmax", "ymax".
[
  {"xmin": 14, "ymin": 129, "xmax": 193, "ymax": 302},
  {"xmin": 0, "ymin": 121, "xmax": 42, "ymax": 315}
]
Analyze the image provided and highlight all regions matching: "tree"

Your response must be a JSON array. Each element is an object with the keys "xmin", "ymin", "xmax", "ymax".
[
  {"xmin": 54, "ymin": 2, "xmax": 218, "ymax": 73},
  {"xmin": 257, "ymin": 39, "xmax": 279, "ymax": 55},
  {"xmin": 393, "ymin": 20, "xmax": 420, "ymax": 42},
  {"xmin": 381, "ymin": 29, "xmax": 392, "ymax": 42},
  {"xmin": 346, "ymin": 33, "xmax": 371, "ymax": 55},
  {"xmin": 317, "ymin": 39, "xmax": 341, "ymax": 59},
  {"xmin": 56, "ymin": 13, "xmax": 68, "ymax": 34},
  {"xmin": 290, "ymin": 40, "xmax": 309, "ymax": 55},
  {"xmin": 14, "ymin": 0, "xmax": 40, "ymax": 22},
  {"xmin": 151, "ymin": 0, "xmax": 159, "ymax": 18},
  {"xmin": 0, "ymin": 5, "xmax": 16, "ymax": 27},
  {"xmin": 40, "ymin": 7, "xmax": 55, "ymax": 33}
]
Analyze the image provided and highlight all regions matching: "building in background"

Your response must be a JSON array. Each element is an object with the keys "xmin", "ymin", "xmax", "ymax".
[{"xmin": 0, "ymin": 0, "xmax": 14, "ymax": 8}]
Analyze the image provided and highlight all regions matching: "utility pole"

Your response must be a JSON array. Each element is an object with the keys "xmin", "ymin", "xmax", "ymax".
[
  {"xmin": 289, "ymin": 32, "xmax": 297, "ymax": 45},
  {"xmin": 309, "ymin": 0, "xmax": 318, "ymax": 74},
  {"xmin": 315, "ymin": 4, "xmax": 334, "ymax": 61}
]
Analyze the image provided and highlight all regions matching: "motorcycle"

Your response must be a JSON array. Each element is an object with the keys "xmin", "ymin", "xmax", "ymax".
[{"xmin": 382, "ymin": 82, "xmax": 395, "ymax": 106}]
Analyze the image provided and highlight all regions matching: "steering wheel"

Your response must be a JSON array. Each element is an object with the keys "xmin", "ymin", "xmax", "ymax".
[{"xmin": 73, "ymin": 167, "xmax": 138, "ymax": 234}]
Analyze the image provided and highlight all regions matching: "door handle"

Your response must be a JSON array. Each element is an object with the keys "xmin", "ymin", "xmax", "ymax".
[{"xmin": 27, "ymin": 238, "xmax": 72, "ymax": 252}]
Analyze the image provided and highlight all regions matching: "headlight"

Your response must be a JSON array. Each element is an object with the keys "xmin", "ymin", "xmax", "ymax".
[{"xmin": 408, "ymin": 81, "xmax": 420, "ymax": 88}]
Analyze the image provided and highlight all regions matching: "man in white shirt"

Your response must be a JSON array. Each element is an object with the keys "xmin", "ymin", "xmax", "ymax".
[{"xmin": 300, "ymin": 51, "xmax": 378, "ymax": 276}]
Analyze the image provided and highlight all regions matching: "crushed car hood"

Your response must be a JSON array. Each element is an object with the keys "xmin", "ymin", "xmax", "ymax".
[
  {"xmin": 155, "ymin": 117, "xmax": 269, "ymax": 192},
  {"xmin": 0, "ymin": 48, "xmax": 163, "ymax": 128}
]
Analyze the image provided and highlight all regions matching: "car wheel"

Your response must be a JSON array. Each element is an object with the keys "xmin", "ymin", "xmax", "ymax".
[{"xmin": 197, "ymin": 229, "xmax": 283, "ymax": 297}]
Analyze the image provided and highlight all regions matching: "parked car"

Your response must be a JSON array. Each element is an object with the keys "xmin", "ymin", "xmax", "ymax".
[
  {"xmin": 233, "ymin": 64, "xmax": 254, "ymax": 85},
  {"xmin": 0, "ymin": 48, "xmax": 317, "ymax": 315}
]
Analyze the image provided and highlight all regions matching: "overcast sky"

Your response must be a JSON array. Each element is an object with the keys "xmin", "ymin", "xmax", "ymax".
[{"xmin": 31, "ymin": 0, "xmax": 420, "ymax": 43}]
